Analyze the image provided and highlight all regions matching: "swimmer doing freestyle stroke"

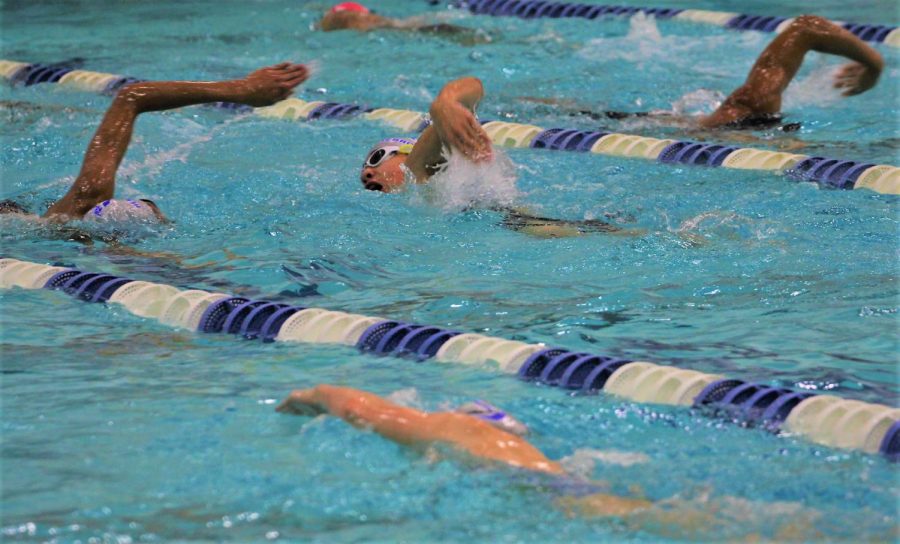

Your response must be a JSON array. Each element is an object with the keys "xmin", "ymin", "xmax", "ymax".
[
  {"xmin": 359, "ymin": 75, "xmax": 636, "ymax": 237},
  {"xmin": 0, "ymin": 62, "xmax": 310, "ymax": 225},
  {"xmin": 2, "ymin": 59, "xmax": 620, "ymax": 239},
  {"xmin": 319, "ymin": 2, "xmax": 488, "ymax": 44},
  {"xmin": 277, "ymin": 384, "xmax": 823, "ymax": 539},
  {"xmin": 533, "ymin": 15, "xmax": 884, "ymax": 134}
]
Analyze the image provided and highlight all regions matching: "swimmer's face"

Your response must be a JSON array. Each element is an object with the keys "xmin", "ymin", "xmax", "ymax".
[{"xmin": 360, "ymin": 154, "xmax": 407, "ymax": 192}]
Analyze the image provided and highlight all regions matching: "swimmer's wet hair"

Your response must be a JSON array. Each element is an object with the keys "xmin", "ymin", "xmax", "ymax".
[{"xmin": 0, "ymin": 199, "xmax": 29, "ymax": 214}]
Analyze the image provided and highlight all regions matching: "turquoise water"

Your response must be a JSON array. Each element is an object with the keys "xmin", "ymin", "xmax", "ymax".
[{"xmin": 2, "ymin": 0, "xmax": 899, "ymax": 541}]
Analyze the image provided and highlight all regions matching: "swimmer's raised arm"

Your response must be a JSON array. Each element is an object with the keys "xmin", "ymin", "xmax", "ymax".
[
  {"xmin": 44, "ymin": 62, "xmax": 309, "ymax": 221},
  {"xmin": 701, "ymin": 15, "xmax": 883, "ymax": 128},
  {"xmin": 405, "ymin": 77, "xmax": 493, "ymax": 181}
]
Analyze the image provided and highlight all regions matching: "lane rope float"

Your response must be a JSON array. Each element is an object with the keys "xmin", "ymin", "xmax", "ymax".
[{"xmin": 2, "ymin": 256, "xmax": 897, "ymax": 461}]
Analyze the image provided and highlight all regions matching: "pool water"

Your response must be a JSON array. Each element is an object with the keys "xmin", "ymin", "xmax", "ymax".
[{"xmin": 2, "ymin": 0, "xmax": 898, "ymax": 541}]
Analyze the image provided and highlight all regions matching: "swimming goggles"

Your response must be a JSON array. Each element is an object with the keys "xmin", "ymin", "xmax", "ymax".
[
  {"xmin": 364, "ymin": 143, "xmax": 414, "ymax": 169},
  {"xmin": 457, "ymin": 400, "xmax": 529, "ymax": 436}
]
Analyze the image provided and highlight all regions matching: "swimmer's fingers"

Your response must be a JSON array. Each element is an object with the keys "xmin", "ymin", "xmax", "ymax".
[
  {"xmin": 833, "ymin": 62, "xmax": 877, "ymax": 96},
  {"xmin": 274, "ymin": 63, "xmax": 309, "ymax": 79},
  {"xmin": 281, "ymin": 66, "xmax": 311, "ymax": 88},
  {"xmin": 458, "ymin": 114, "xmax": 492, "ymax": 161},
  {"xmin": 276, "ymin": 389, "xmax": 323, "ymax": 415},
  {"xmin": 468, "ymin": 119, "xmax": 493, "ymax": 161}
]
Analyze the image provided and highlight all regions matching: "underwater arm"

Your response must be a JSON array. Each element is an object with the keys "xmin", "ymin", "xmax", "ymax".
[
  {"xmin": 277, "ymin": 385, "xmax": 439, "ymax": 445},
  {"xmin": 702, "ymin": 15, "xmax": 883, "ymax": 128},
  {"xmin": 277, "ymin": 385, "xmax": 564, "ymax": 473},
  {"xmin": 44, "ymin": 63, "xmax": 309, "ymax": 221},
  {"xmin": 501, "ymin": 208, "xmax": 646, "ymax": 238},
  {"xmin": 405, "ymin": 77, "xmax": 492, "ymax": 181}
]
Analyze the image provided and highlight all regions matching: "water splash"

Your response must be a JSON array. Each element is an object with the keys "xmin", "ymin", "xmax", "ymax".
[
  {"xmin": 415, "ymin": 148, "xmax": 519, "ymax": 212},
  {"xmin": 387, "ymin": 387, "xmax": 423, "ymax": 409},
  {"xmin": 670, "ymin": 88, "xmax": 726, "ymax": 116},
  {"xmin": 783, "ymin": 54, "xmax": 843, "ymax": 109},
  {"xmin": 665, "ymin": 210, "xmax": 776, "ymax": 242},
  {"xmin": 578, "ymin": 12, "xmax": 664, "ymax": 63}
]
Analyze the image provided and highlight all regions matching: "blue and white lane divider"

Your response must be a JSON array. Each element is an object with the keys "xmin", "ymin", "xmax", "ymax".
[
  {"xmin": 2, "ymin": 257, "xmax": 898, "ymax": 461},
  {"xmin": 3, "ymin": 59, "xmax": 898, "ymax": 195},
  {"xmin": 450, "ymin": 1, "xmax": 900, "ymax": 47}
]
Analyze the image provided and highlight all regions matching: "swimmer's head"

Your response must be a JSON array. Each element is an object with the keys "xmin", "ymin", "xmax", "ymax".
[
  {"xmin": 456, "ymin": 400, "xmax": 529, "ymax": 437},
  {"xmin": 329, "ymin": 2, "xmax": 370, "ymax": 14},
  {"xmin": 360, "ymin": 138, "xmax": 416, "ymax": 192},
  {"xmin": 83, "ymin": 198, "xmax": 166, "ymax": 223}
]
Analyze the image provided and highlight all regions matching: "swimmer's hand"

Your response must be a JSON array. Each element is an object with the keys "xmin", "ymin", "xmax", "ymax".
[
  {"xmin": 430, "ymin": 80, "xmax": 493, "ymax": 162},
  {"xmin": 833, "ymin": 61, "xmax": 880, "ymax": 96},
  {"xmin": 276, "ymin": 388, "xmax": 327, "ymax": 417},
  {"xmin": 240, "ymin": 62, "xmax": 310, "ymax": 107}
]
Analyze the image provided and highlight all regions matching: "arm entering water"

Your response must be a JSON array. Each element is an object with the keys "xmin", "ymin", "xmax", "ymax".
[{"xmin": 44, "ymin": 62, "xmax": 309, "ymax": 221}]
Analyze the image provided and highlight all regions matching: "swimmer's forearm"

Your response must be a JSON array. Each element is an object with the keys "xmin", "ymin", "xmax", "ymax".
[
  {"xmin": 432, "ymin": 77, "xmax": 484, "ymax": 114},
  {"xmin": 115, "ymin": 80, "xmax": 254, "ymax": 113},
  {"xmin": 801, "ymin": 16, "xmax": 883, "ymax": 71},
  {"xmin": 119, "ymin": 63, "xmax": 308, "ymax": 113},
  {"xmin": 279, "ymin": 385, "xmax": 436, "ymax": 445}
]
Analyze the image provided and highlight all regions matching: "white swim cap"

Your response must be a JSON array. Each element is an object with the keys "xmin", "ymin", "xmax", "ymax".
[{"xmin": 84, "ymin": 199, "xmax": 157, "ymax": 223}]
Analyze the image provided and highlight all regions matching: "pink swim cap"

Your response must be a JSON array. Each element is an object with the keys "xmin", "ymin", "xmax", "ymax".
[{"xmin": 329, "ymin": 2, "xmax": 370, "ymax": 14}]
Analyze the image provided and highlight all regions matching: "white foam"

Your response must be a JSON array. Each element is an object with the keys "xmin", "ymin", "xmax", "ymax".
[
  {"xmin": 665, "ymin": 211, "xmax": 778, "ymax": 243},
  {"xmin": 670, "ymin": 88, "xmax": 726, "ymax": 116},
  {"xmin": 416, "ymin": 148, "xmax": 519, "ymax": 212},
  {"xmin": 783, "ymin": 54, "xmax": 843, "ymax": 109},
  {"xmin": 578, "ymin": 13, "xmax": 665, "ymax": 63},
  {"xmin": 386, "ymin": 387, "xmax": 423, "ymax": 409},
  {"xmin": 559, "ymin": 448, "xmax": 650, "ymax": 478}
]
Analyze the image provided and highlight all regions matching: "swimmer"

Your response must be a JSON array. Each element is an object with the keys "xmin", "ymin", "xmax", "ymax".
[
  {"xmin": 1, "ymin": 62, "xmax": 309, "ymax": 227},
  {"xmin": 359, "ymin": 76, "xmax": 633, "ymax": 237},
  {"xmin": 543, "ymin": 15, "xmax": 884, "ymax": 132},
  {"xmin": 277, "ymin": 385, "xmax": 824, "ymax": 538},
  {"xmin": 277, "ymin": 384, "xmax": 650, "ymax": 517},
  {"xmin": 319, "ymin": 2, "xmax": 488, "ymax": 44}
]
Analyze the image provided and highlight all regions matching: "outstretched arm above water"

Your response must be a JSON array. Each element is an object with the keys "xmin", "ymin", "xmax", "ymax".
[
  {"xmin": 700, "ymin": 15, "xmax": 884, "ymax": 128},
  {"xmin": 43, "ymin": 62, "xmax": 309, "ymax": 221}
]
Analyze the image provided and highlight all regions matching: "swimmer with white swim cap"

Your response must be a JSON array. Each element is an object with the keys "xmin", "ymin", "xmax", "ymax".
[
  {"xmin": 359, "ymin": 77, "xmax": 631, "ymax": 237},
  {"xmin": 360, "ymin": 76, "xmax": 492, "ymax": 193},
  {"xmin": 1, "ymin": 62, "xmax": 310, "ymax": 226}
]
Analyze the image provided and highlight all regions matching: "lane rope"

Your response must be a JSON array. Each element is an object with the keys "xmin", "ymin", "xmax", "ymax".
[
  {"xmin": 3, "ymin": 58, "xmax": 898, "ymax": 195},
  {"xmin": 448, "ymin": 1, "xmax": 900, "ymax": 47},
  {"xmin": 2, "ymin": 256, "xmax": 897, "ymax": 461}
]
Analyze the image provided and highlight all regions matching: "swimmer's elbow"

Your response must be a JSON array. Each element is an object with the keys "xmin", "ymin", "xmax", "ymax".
[
  {"xmin": 439, "ymin": 77, "xmax": 484, "ymax": 102},
  {"xmin": 790, "ymin": 14, "xmax": 829, "ymax": 30},
  {"xmin": 784, "ymin": 15, "xmax": 834, "ymax": 42},
  {"xmin": 111, "ymin": 84, "xmax": 145, "ymax": 114}
]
